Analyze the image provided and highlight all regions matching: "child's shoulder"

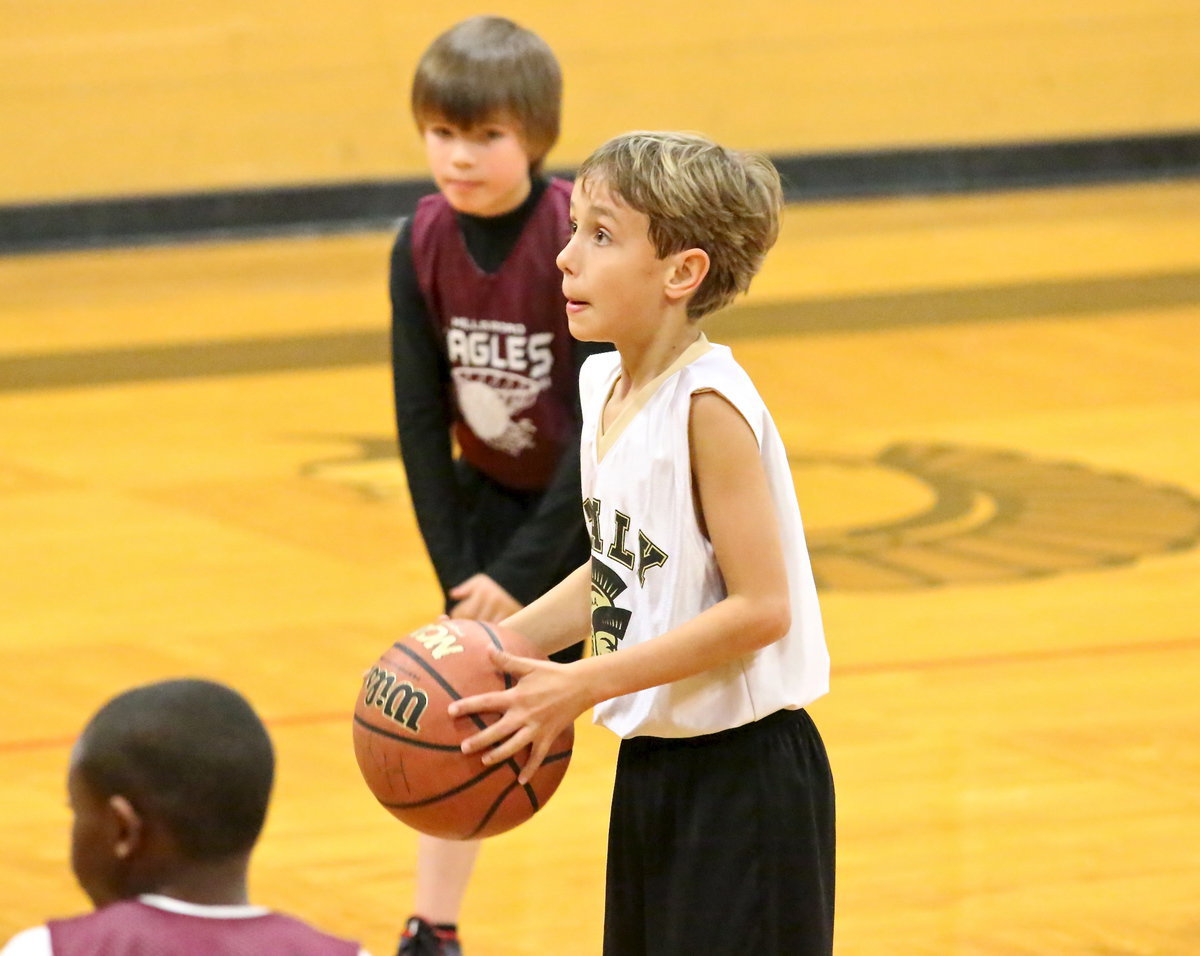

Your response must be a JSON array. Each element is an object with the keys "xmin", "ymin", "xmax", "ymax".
[
  {"xmin": 680, "ymin": 341, "xmax": 751, "ymax": 389},
  {"xmin": 680, "ymin": 343, "xmax": 769, "ymax": 436},
  {"xmin": 414, "ymin": 190, "xmax": 453, "ymax": 220}
]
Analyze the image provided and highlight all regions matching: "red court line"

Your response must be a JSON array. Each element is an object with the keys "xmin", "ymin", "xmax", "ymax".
[
  {"xmin": 1, "ymin": 639, "xmax": 1196, "ymax": 756},
  {"xmin": 0, "ymin": 735, "xmax": 77, "ymax": 755},
  {"xmin": 833, "ymin": 635, "xmax": 1200, "ymax": 676},
  {"xmin": 0, "ymin": 711, "xmax": 349, "ymax": 757}
]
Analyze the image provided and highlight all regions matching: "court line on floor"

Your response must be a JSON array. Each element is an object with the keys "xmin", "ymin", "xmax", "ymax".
[
  {"xmin": 1, "ymin": 636, "xmax": 1195, "ymax": 756},
  {"xmin": 832, "ymin": 634, "xmax": 1200, "ymax": 676}
]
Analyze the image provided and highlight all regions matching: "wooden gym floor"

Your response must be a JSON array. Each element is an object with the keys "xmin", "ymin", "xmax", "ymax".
[{"xmin": 1, "ymin": 178, "xmax": 1198, "ymax": 954}]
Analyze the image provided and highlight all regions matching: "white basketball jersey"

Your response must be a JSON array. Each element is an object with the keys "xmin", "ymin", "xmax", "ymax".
[{"xmin": 579, "ymin": 337, "xmax": 829, "ymax": 739}]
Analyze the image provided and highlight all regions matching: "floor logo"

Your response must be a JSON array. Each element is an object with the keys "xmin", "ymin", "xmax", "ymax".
[
  {"xmin": 299, "ymin": 437, "xmax": 1200, "ymax": 590},
  {"xmin": 799, "ymin": 442, "xmax": 1200, "ymax": 589}
]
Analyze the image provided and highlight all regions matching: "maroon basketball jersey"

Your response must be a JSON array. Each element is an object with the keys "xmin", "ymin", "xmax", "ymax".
[
  {"xmin": 48, "ymin": 898, "xmax": 360, "ymax": 956},
  {"xmin": 410, "ymin": 178, "xmax": 576, "ymax": 491}
]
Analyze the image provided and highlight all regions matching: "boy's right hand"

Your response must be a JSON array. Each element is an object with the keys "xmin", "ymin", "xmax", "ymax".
[
  {"xmin": 450, "ymin": 646, "xmax": 588, "ymax": 784},
  {"xmin": 449, "ymin": 573, "xmax": 522, "ymax": 623}
]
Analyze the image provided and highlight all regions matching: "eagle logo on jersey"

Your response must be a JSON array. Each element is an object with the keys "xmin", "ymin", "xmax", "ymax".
[{"xmin": 446, "ymin": 318, "xmax": 554, "ymax": 456}]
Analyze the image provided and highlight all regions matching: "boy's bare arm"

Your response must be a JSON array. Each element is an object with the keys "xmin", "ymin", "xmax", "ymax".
[
  {"xmin": 501, "ymin": 561, "xmax": 593, "ymax": 654},
  {"xmin": 452, "ymin": 391, "xmax": 791, "ymax": 779}
]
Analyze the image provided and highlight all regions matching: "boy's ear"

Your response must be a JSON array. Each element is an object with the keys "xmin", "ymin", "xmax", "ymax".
[
  {"xmin": 107, "ymin": 795, "xmax": 143, "ymax": 860},
  {"xmin": 664, "ymin": 248, "xmax": 710, "ymax": 304}
]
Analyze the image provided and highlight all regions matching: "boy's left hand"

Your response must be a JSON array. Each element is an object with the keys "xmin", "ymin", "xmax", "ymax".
[
  {"xmin": 449, "ymin": 647, "xmax": 588, "ymax": 784},
  {"xmin": 448, "ymin": 574, "xmax": 522, "ymax": 623}
]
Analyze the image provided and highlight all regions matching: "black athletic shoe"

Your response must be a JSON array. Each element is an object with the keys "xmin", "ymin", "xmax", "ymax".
[{"xmin": 397, "ymin": 916, "xmax": 463, "ymax": 956}]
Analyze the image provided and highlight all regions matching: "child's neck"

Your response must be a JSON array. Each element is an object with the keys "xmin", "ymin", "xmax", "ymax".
[
  {"xmin": 614, "ymin": 314, "xmax": 703, "ymax": 394},
  {"xmin": 143, "ymin": 856, "xmax": 252, "ymax": 907}
]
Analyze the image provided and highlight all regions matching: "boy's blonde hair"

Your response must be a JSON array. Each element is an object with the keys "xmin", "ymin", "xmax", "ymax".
[
  {"xmin": 412, "ymin": 16, "xmax": 562, "ymax": 173},
  {"xmin": 577, "ymin": 131, "xmax": 783, "ymax": 319}
]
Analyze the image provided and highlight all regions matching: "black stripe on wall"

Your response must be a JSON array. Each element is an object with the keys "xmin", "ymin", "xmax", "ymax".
[
  {"xmin": 772, "ymin": 130, "xmax": 1200, "ymax": 200},
  {"xmin": 2, "ymin": 131, "xmax": 1198, "ymax": 255}
]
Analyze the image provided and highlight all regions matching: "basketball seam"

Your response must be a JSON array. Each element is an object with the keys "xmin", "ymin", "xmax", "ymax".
[
  {"xmin": 392, "ymin": 630, "xmax": 530, "ymax": 784},
  {"xmin": 474, "ymin": 621, "xmax": 516, "ymax": 691},
  {"xmin": 382, "ymin": 752, "xmax": 569, "ymax": 815},
  {"xmin": 391, "ymin": 642, "xmax": 489, "ymax": 730},
  {"xmin": 380, "ymin": 759, "xmax": 513, "ymax": 808},
  {"xmin": 466, "ymin": 778, "xmax": 524, "ymax": 839},
  {"xmin": 352, "ymin": 714, "xmax": 462, "ymax": 753},
  {"xmin": 388, "ymin": 630, "xmax": 534, "ymax": 797},
  {"xmin": 474, "ymin": 621, "xmax": 570, "ymax": 810},
  {"xmin": 362, "ymin": 623, "xmax": 572, "ymax": 837}
]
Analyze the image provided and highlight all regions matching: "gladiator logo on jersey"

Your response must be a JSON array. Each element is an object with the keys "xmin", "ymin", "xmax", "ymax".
[
  {"xmin": 590, "ymin": 559, "xmax": 632, "ymax": 656},
  {"xmin": 446, "ymin": 316, "xmax": 553, "ymax": 457},
  {"xmin": 583, "ymin": 498, "xmax": 669, "ymax": 655}
]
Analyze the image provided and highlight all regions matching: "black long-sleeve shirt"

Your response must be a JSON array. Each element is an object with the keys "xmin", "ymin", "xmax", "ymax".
[{"xmin": 389, "ymin": 179, "xmax": 606, "ymax": 605}]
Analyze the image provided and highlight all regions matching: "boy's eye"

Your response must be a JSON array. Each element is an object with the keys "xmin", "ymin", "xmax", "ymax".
[
  {"xmin": 470, "ymin": 126, "xmax": 512, "ymax": 145},
  {"xmin": 568, "ymin": 221, "xmax": 578, "ymax": 234}
]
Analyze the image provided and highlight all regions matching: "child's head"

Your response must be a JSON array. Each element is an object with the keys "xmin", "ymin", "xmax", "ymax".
[
  {"xmin": 576, "ymin": 131, "xmax": 783, "ymax": 319},
  {"xmin": 68, "ymin": 678, "xmax": 274, "ymax": 907},
  {"xmin": 411, "ymin": 16, "xmax": 562, "ymax": 174}
]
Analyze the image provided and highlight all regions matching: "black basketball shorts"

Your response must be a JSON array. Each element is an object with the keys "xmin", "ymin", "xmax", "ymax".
[{"xmin": 604, "ymin": 708, "xmax": 835, "ymax": 956}]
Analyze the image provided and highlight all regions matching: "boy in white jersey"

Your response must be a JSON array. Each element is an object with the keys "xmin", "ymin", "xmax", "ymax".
[{"xmin": 449, "ymin": 131, "xmax": 835, "ymax": 954}]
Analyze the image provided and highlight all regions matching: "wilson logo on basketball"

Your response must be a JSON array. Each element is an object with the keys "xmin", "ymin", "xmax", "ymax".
[
  {"xmin": 352, "ymin": 620, "xmax": 574, "ymax": 839},
  {"xmin": 361, "ymin": 666, "xmax": 428, "ymax": 733}
]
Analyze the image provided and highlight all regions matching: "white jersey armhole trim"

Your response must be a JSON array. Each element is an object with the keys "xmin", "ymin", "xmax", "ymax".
[{"xmin": 688, "ymin": 386, "xmax": 763, "ymax": 449}]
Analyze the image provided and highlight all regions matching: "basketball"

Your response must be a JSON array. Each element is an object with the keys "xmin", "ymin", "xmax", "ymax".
[{"xmin": 352, "ymin": 619, "xmax": 574, "ymax": 839}]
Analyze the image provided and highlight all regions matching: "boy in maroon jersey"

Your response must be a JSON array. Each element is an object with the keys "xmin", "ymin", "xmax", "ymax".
[
  {"xmin": 0, "ymin": 679, "xmax": 370, "ymax": 956},
  {"xmin": 388, "ymin": 15, "xmax": 603, "ymax": 956}
]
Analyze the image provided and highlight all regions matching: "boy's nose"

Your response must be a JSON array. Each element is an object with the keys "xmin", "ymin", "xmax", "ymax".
[{"xmin": 555, "ymin": 240, "xmax": 574, "ymax": 274}]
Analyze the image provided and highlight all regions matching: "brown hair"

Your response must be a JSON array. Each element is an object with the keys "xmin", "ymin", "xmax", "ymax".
[
  {"xmin": 412, "ymin": 16, "xmax": 562, "ymax": 173},
  {"xmin": 578, "ymin": 131, "xmax": 783, "ymax": 319}
]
